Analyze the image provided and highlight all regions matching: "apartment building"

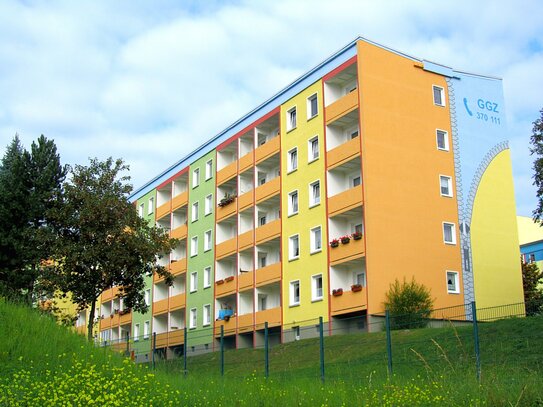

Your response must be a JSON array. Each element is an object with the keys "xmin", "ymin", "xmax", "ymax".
[{"xmin": 98, "ymin": 37, "xmax": 524, "ymax": 356}]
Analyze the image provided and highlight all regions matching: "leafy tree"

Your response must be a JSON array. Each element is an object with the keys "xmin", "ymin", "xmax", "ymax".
[
  {"xmin": 530, "ymin": 108, "xmax": 543, "ymax": 222},
  {"xmin": 384, "ymin": 277, "xmax": 434, "ymax": 330},
  {"xmin": 521, "ymin": 260, "xmax": 543, "ymax": 316},
  {"xmin": 51, "ymin": 158, "xmax": 176, "ymax": 340}
]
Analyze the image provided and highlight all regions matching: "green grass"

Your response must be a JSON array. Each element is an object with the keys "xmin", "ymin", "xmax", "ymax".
[{"xmin": 1, "ymin": 298, "xmax": 543, "ymax": 406}]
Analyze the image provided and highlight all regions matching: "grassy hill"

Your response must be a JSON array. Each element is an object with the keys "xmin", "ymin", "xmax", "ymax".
[{"xmin": 1, "ymin": 298, "xmax": 543, "ymax": 406}]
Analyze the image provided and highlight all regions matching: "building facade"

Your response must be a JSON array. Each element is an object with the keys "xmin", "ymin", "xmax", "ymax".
[{"xmin": 98, "ymin": 37, "xmax": 524, "ymax": 354}]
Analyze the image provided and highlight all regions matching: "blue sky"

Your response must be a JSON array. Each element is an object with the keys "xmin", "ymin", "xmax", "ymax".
[{"xmin": 0, "ymin": 0, "xmax": 542, "ymax": 216}]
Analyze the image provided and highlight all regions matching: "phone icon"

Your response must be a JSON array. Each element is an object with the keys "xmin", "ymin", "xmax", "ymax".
[{"xmin": 463, "ymin": 98, "xmax": 473, "ymax": 116}]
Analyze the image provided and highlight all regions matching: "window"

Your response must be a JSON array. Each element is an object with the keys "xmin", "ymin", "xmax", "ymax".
[
  {"xmin": 205, "ymin": 160, "xmax": 213, "ymax": 180},
  {"xmin": 312, "ymin": 274, "xmax": 323, "ymax": 301},
  {"xmin": 310, "ymin": 226, "xmax": 322, "ymax": 253},
  {"xmin": 192, "ymin": 202, "xmax": 199, "ymax": 222},
  {"xmin": 203, "ymin": 304, "xmax": 211, "ymax": 326},
  {"xmin": 529, "ymin": 253, "xmax": 536, "ymax": 263},
  {"xmin": 345, "ymin": 80, "xmax": 357, "ymax": 94},
  {"xmin": 287, "ymin": 107, "xmax": 297, "ymax": 131},
  {"xmin": 351, "ymin": 175, "xmax": 361, "ymax": 187},
  {"xmin": 287, "ymin": 147, "xmax": 298, "ymax": 173},
  {"xmin": 443, "ymin": 222, "xmax": 456, "ymax": 245},
  {"xmin": 290, "ymin": 280, "xmax": 300, "ymax": 306},
  {"xmin": 144, "ymin": 289, "xmax": 151, "ymax": 306},
  {"xmin": 134, "ymin": 324, "xmax": 140, "ymax": 341},
  {"xmin": 436, "ymin": 129, "xmax": 449, "ymax": 151},
  {"xmin": 204, "ymin": 230, "xmax": 212, "ymax": 251},
  {"xmin": 352, "ymin": 223, "xmax": 363, "ymax": 234},
  {"xmin": 192, "ymin": 168, "xmax": 200, "ymax": 188},
  {"xmin": 190, "ymin": 236, "xmax": 198, "ymax": 256},
  {"xmin": 190, "ymin": 308, "xmax": 197, "ymax": 329},
  {"xmin": 288, "ymin": 191, "xmax": 298, "ymax": 216},
  {"xmin": 309, "ymin": 181, "xmax": 320, "ymax": 207},
  {"xmin": 446, "ymin": 271, "xmax": 459, "ymax": 293},
  {"xmin": 259, "ymin": 214, "xmax": 267, "ymax": 226},
  {"xmin": 203, "ymin": 266, "xmax": 211, "ymax": 288},
  {"xmin": 205, "ymin": 194, "xmax": 213, "ymax": 215},
  {"xmin": 308, "ymin": 136, "xmax": 319, "ymax": 162},
  {"xmin": 307, "ymin": 93, "xmax": 318, "ymax": 119},
  {"xmin": 190, "ymin": 272, "xmax": 198, "ymax": 292},
  {"xmin": 440, "ymin": 175, "xmax": 453, "ymax": 197},
  {"xmin": 433, "ymin": 85, "xmax": 445, "ymax": 106},
  {"xmin": 258, "ymin": 294, "xmax": 267, "ymax": 311},
  {"xmin": 148, "ymin": 197, "xmax": 154, "ymax": 215},
  {"xmin": 289, "ymin": 235, "xmax": 300, "ymax": 260},
  {"xmin": 346, "ymin": 125, "xmax": 359, "ymax": 139},
  {"xmin": 356, "ymin": 272, "xmax": 366, "ymax": 287},
  {"xmin": 138, "ymin": 203, "xmax": 144, "ymax": 217},
  {"xmin": 143, "ymin": 321, "xmax": 150, "ymax": 340},
  {"xmin": 258, "ymin": 252, "xmax": 267, "ymax": 268}
]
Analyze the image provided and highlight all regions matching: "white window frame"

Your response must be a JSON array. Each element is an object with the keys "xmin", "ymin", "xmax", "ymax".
[
  {"xmin": 446, "ymin": 271, "xmax": 460, "ymax": 294},
  {"xmin": 189, "ymin": 308, "xmax": 197, "ymax": 329},
  {"xmin": 443, "ymin": 222, "xmax": 456, "ymax": 245},
  {"xmin": 148, "ymin": 197, "xmax": 154, "ymax": 215},
  {"xmin": 190, "ymin": 236, "xmax": 198, "ymax": 257},
  {"xmin": 203, "ymin": 304, "xmax": 211, "ymax": 326},
  {"xmin": 290, "ymin": 280, "xmax": 300, "ymax": 306},
  {"xmin": 436, "ymin": 129, "xmax": 449, "ymax": 151},
  {"xmin": 192, "ymin": 168, "xmax": 200, "ymax": 188},
  {"xmin": 144, "ymin": 289, "xmax": 151, "ymax": 306},
  {"xmin": 308, "ymin": 136, "xmax": 319, "ymax": 162},
  {"xmin": 143, "ymin": 321, "xmax": 150, "ymax": 340},
  {"xmin": 203, "ymin": 266, "xmax": 211, "ymax": 288},
  {"xmin": 138, "ymin": 203, "xmax": 144, "ymax": 217},
  {"xmin": 192, "ymin": 201, "xmax": 199, "ymax": 222},
  {"xmin": 287, "ymin": 147, "xmax": 298, "ymax": 173},
  {"xmin": 439, "ymin": 175, "xmax": 453, "ymax": 197},
  {"xmin": 134, "ymin": 323, "xmax": 140, "ymax": 341},
  {"xmin": 310, "ymin": 226, "xmax": 322, "ymax": 254},
  {"xmin": 287, "ymin": 106, "xmax": 297, "ymax": 131},
  {"xmin": 289, "ymin": 234, "xmax": 300, "ymax": 261},
  {"xmin": 204, "ymin": 194, "xmax": 213, "ymax": 216},
  {"xmin": 204, "ymin": 230, "xmax": 212, "ymax": 252},
  {"xmin": 355, "ymin": 271, "xmax": 366, "ymax": 287},
  {"xmin": 346, "ymin": 125, "xmax": 359, "ymax": 140},
  {"xmin": 311, "ymin": 274, "xmax": 323, "ymax": 301},
  {"xmin": 307, "ymin": 93, "xmax": 318, "ymax": 120},
  {"xmin": 205, "ymin": 159, "xmax": 213, "ymax": 180},
  {"xmin": 309, "ymin": 180, "xmax": 320, "ymax": 207},
  {"xmin": 288, "ymin": 190, "xmax": 299, "ymax": 216},
  {"xmin": 190, "ymin": 271, "xmax": 198, "ymax": 293},
  {"xmin": 433, "ymin": 85, "xmax": 446, "ymax": 107}
]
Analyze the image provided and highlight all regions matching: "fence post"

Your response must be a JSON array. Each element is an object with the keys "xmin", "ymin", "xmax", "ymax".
[
  {"xmin": 264, "ymin": 322, "xmax": 269, "ymax": 378},
  {"xmin": 471, "ymin": 301, "xmax": 481, "ymax": 382},
  {"xmin": 319, "ymin": 316, "xmax": 325, "ymax": 383},
  {"xmin": 183, "ymin": 327, "xmax": 187, "ymax": 376},
  {"xmin": 220, "ymin": 325, "xmax": 225, "ymax": 376},
  {"xmin": 126, "ymin": 332, "xmax": 130, "ymax": 355},
  {"xmin": 385, "ymin": 310, "xmax": 393, "ymax": 377},
  {"xmin": 152, "ymin": 332, "xmax": 156, "ymax": 370}
]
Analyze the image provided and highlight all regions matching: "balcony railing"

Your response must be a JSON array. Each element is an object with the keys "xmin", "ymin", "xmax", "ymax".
[
  {"xmin": 172, "ymin": 191, "xmax": 188, "ymax": 210},
  {"xmin": 238, "ymin": 270, "xmax": 254, "ymax": 291},
  {"xmin": 255, "ymin": 219, "xmax": 281, "ymax": 245},
  {"xmin": 152, "ymin": 298, "xmax": 168, "ymax": 315},
  {"xmin": 217, "ymin": 161, "xmax": 237, "ymax": 185},
  {"xmin": 330, "ymin": 288, "xmax": 367, "ymax": 316},
  {"xmin": 255, "ymin": 136, "xmax": 280, "ymax": 164},
  {"xmin": 255, "ymin": 177, "xmax": 280, "ymax": 204},
  {"xmin": 216, "ymin": 236, "xmax": 237, "ymax": 260},
  {"xmin": 328, "ymin": 185, "xmax": 363, "ymax": 217},
  {"xmin": 329, "ymin": 235, "xmax": 365, "ymax": 265},
  {"xmin": 215, "ymin": 276, "xmax": 237, "ymax": 297},
  {"xmin": 255, "ymin": 263, "xmax": 281, "ymax": 287},
  {"xmin": 326, "ymin": 138, "xmax": 361, "ymax": 169},
  {"xmin": 325, "ymin": 90, "xmax": 358, "ymax": 125},
  {"xmin": 255, "ymin": 307, "xmax": 281, "ymax": 330}
]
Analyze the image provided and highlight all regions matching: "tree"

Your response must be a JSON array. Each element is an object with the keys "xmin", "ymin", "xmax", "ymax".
[
  {"xmin": 530, "ymin": 108, "xmax": 543, "ymax": 222},
  {"xmin": 51, "ymin": 157, "xmax": 176, "ymax": 340},
  {"xmin": 383, "ymin": 277, "xmax": 434, "ymax": 330},
  {"xmin": 521, "ymin": 261, "xmax": 543, "ymax": 316}
]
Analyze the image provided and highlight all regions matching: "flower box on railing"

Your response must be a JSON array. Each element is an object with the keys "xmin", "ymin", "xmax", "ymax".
[
  {"xmin": 340, "ymin": 235, "xmax": 351, "ymax": 244},
  {"xmin": 330, "ymin": 239, "xmax": 339, "ymax": 248},
  {"xmin": 332, "ymin": 288, "xmax": 343, "ymax": 296},
  {"xmin": 218, "ymin": 194, "xmax": 236, "ymax": 207},
  {"xmin": 225, "ymin": 276, "xmax": 235, "ymax": 283},
  {"xmin": 352, "ymin": 232, "xmax": 362, "ymax": 240},
  {"xmin": 351, "ymin": 284, "xmax": 363, "ymax": 292},
  {"xmin": 216, "ymin": 279, "xmax": 225, "ymax": 285}
]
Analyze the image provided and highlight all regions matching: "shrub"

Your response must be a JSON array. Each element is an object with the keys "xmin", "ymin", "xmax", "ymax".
[{"xmin": 384, "ymin": 278, "xmax": 434, "ymax": 330}]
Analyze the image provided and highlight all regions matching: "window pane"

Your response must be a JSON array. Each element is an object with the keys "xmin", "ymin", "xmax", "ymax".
[
  {"xmin": 437, "ymin": 130, "xmax": 446, "ymax": 149},
  {"xmin": 444, "ymin": 224, "xmax": 453, "ymax": 242},
  {"xmin": 310, "ymin": 96, "xmax": 318, "ymax": 117},
  {"xmin": 433, "ymin": 86, "xmax": 443, "ymax": 105},
  {"xmin": 311, "ymin": 138, "xmax": 319, "ymax": 159}
]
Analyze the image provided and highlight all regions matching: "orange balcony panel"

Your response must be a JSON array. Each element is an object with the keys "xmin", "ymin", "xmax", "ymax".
[
  {"xmin": 119, "ymin": 311, "xmax": 131, "ymax": 325},
  {"xmin": 112, "ymin": 286, "xmax": 120, "ymax": 299},
  {"xmin": 255, "ymin": 136, "xmax": 280, "ymax": 164},
  {"xmin": 216, "ymin": 237, "xmax": 237, "ymax": 260},
  {"xmin": 215, "ymin": 317, "xmax": 237, "ymax": 337},
  {"xmin": 169, "ymin": 293, "xmax": 186, "ymax": 311},
  {"xmin": 101, "ymin": 288, "xmax": 113, "ymax": 302},
  {"xmin": 216, "ymin": 198, "xmax": 237, "ymax": 222},
  {"xmin": 155, "ymin": 332, "xmax": 168, "ymax": 349},
  {"xmin": 256, "ymin": 263, "xmax": 281, "ymax": 287},
  {"xmin": 171, "ymin": 191, "xmax": 188, "ymax": 210},
  {"xmin": 170, "ymin": 224, "xmax": 187, "ymax": 240},
  {"xmin": 255, "ymin": 177, "xmax": 280, "ymax": 204},
  {"xmin": 328, "ymin": 185, "xmax": 363, "ymax": 217},
  {"xmin": 153, "ymin": 268, "xmax": 169, "ymax": 283},
  {"xmin": 326, "ymin": 138, "xmax": 361, "ymax": 169},
  {"xmin": 153, "ymin": 298, "xmax": 169, "ymax": 315},
  {"xmin": 110, "ymin": 314, "xmax": 120, "ymax": 327},
  {"xmin": 238, "ymin": 230, "xmax": 254, "ymax": 251},
  {"xmin": 238, "ymin": 191, "xmax": 253, "ymax": 212},
  {"xmin": 215, "ymin": 276, "xmax": 237, "ymax": 297},
  {"xmin": 255, "ymin": 219, "xmax": 281, "ymax": 245},
  {"xmin": 76, "ymin": 325, "xmax": 86, "ymax": 335},
  {"xmin": 238, "ymin": 271, "xmax": 254, "ymax": 291},
  {"xmin": 168, "ymin": 329, "xmax": 184, "ymax": 346},
  {"xmin": 329, "ymin": 237, "xmax": 365, "ymax": 265},
  {"xmin": 239, "ymin": 153, "xmax": 253, "ymax": 173},
  {"xmin": 325, "ymin": 90, "xmax": 358, "ymax": 125},
  {"xmin": 99, "ymin": 318, "xmax": 110, "ymax": 331},
  {"xmin": 156, "ymin": 202, "xmax": 170, "ymax": 221},
  {"xmin": 170, "ymin": 258, "xmax": 187, "ymax": 276},
  {"xmin": 238, "ymin": 313, "xmax": 254, "ymax": 333},
  {"xmin": 255, "ymin": 307, "xmax": 282, "ymax": 330},
  {"xmin": 330, "ymin": 289, "xmax": 367, "ymax": 316},
  {"xmin": 217, "ymin": 161, "xmax": 237, "ymax": 185}
]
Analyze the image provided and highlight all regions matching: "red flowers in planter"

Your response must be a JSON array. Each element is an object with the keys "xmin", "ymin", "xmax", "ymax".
[
  {"xmin": 351, "ymin": 284, "xmax": 363, "ymax": 292},
  {"xmin": 330, "ymin": 239, "xmax": 340, "ymax": 248},
  {"xmin": 225, "ymin": 276, "xmax": 235, "ymax": 282},
  {"xmin": 216, "ymin": 279, "xmax": 225, "ymax": 285},
  {"xmin": 332, "ymin": 288, "xmax": 343, "ymax": 296},
  {"xmin": 352, "ymin": 231, "xmax": 362, "ymax": 240}
]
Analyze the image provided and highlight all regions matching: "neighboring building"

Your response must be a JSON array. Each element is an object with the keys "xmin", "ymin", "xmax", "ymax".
[
  {"xmin": 98, "ymin": 37, "xmax": 524, "ymax": 354},
  {"xmin": 518, "ymin": 215, "xmax": 543, "ymax": 270}
]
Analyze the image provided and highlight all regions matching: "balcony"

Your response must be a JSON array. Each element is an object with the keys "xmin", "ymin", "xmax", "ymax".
[
  {"xmin": 256, "ymin": 219, "xmax": 281, "ymax": 245},
  {"xmin": 238, "ymin": 270, "xmax": 254, "ymax": 291},
  {"xmin": 155, "ymin": 332, "xmax": 168, "ymax": 349},
  {"xmin": 238, "ymin": 230, "xmax": 254, "ymax": 251},
  {"xmin": 239, "ymin": 152, "xmax": 253, "ymax": 173},
  {"xmin": 255, "ymin": 136, "xmax": 280, "ymax": 164},
  {"xmin": 216, "ymin": 198, "xmax": 237, "ymax": 222},
  {"xmin": 329, "ymin": 236, "xmax": 365, "ymax": 265},
  {"xmin": 169, "ymin": 293, "xmax": 186, "ymax": 311},
  {"xmin": 170, "ymin": 258, "xmax": 187, "ymax": 276},
  {"xmin": 172, "ymin": 191, "xmax": 188, "ymax": 211},
  {"xmin": 168, "ymin": 329, "xmax": 185, "ymax": 346},
  {"xmin": 325, "ymin": 90, "xmax": 358, "ymax": 125},
  {"xmin": 328, "ymin": 185, "xmax": 363, "ymax": 217},
  {"xmin": 327, "ymin": 138, "xmax": 361, "ymax": 169},
  {"xmin": 110, "ymin": 313, "xmax": 120, "ymax": 327},
  {"xmin": 99, "ymin": 318, "xmax": 109, "ymax": 331},
  {"xmin": 238, "ymin": 191, "xmax": 253, "ymax": 212},
  {"xmin": 256, "ymin": 263, "xmax": 281, "ymax": 287},
  {"xmin": 156, "ymin": 202, "xmax": 170, "ymax": 221},
  {"xmin": 215, "ymin": 316, "xmax": 237, "ymax": 337},
  {"xmin": 216, "ymin": 237, "xmax": 237, "ymax": 260},
  {"xmin": 119, "ymin": 311, "xmax": 131, "ymax": 325},
  {"xmin": 217, "ymin": 161, "xmax": 237, "ymax": 185},
  {"xmin": 255, "ymin": 177, "xmax": 280, "ymax": 204},
  {"xmin": 153, "ymin": 298, "xmax": 169, "ymax": 315},
  {"xmin": 330, "ymin": 289, "xmax": 367, "ymax": 316},
  {"xmin": 101, "ymin": 288, "xmax": 113, "ymax": 302},
  {"xmin": 255, "ymin": 307, "xmax": 282, "ymax": 330},
  {"xmin": 238, "ymin": 313, "xmax": 254, "ymax": 333},
  {"xmin": 215, "ymin": 276, "xmax": 237, "ymax": 297},
  {"xmin": 170, "ymin": 224, "xmax": 187, "ymax": 240}
]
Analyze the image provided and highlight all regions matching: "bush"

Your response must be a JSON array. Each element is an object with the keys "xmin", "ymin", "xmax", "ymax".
[{"xmin": 384, "ymin": 278, "xmax": 434, "ymax": 330}]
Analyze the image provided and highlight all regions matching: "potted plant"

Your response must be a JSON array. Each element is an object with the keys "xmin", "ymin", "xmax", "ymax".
[
  {"xmin": 330, "ymin": 238, "xmax": 340, "ymax": 248},
  {"xmin": 216, "ymin": 279, "xmax": 225, "ymax": 285},
  {"xmin": 352, "ymin": 231, "xmax": 363, "ymax": 240},
  {"xmin": 218, "ymin": 193, "xmax": 236, "ymax": 207},
  {"xmin": 340, "ymin": 235, "xmax": 351, "ymax": 244},
  {"xmin": 332, "ymin": 288, "xmax": 343, "ymax": 296},
  {"xmin": 225, "ymin": 276, "xmax": 235, "ymax": 282},
  {"xmin": 351, "ymin": 284, "xmax": 363, "ymax": 292}
]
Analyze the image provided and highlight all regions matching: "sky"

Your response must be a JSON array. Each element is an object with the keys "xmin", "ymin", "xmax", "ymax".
[{"xmin": 0, "ymin": 0, "xmax": 542, "ymax": 216}]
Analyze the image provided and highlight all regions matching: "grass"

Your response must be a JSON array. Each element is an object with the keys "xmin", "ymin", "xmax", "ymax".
[{"xmin": 1, "ymin": 298, "xmax": 543, "ymax": 406}]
